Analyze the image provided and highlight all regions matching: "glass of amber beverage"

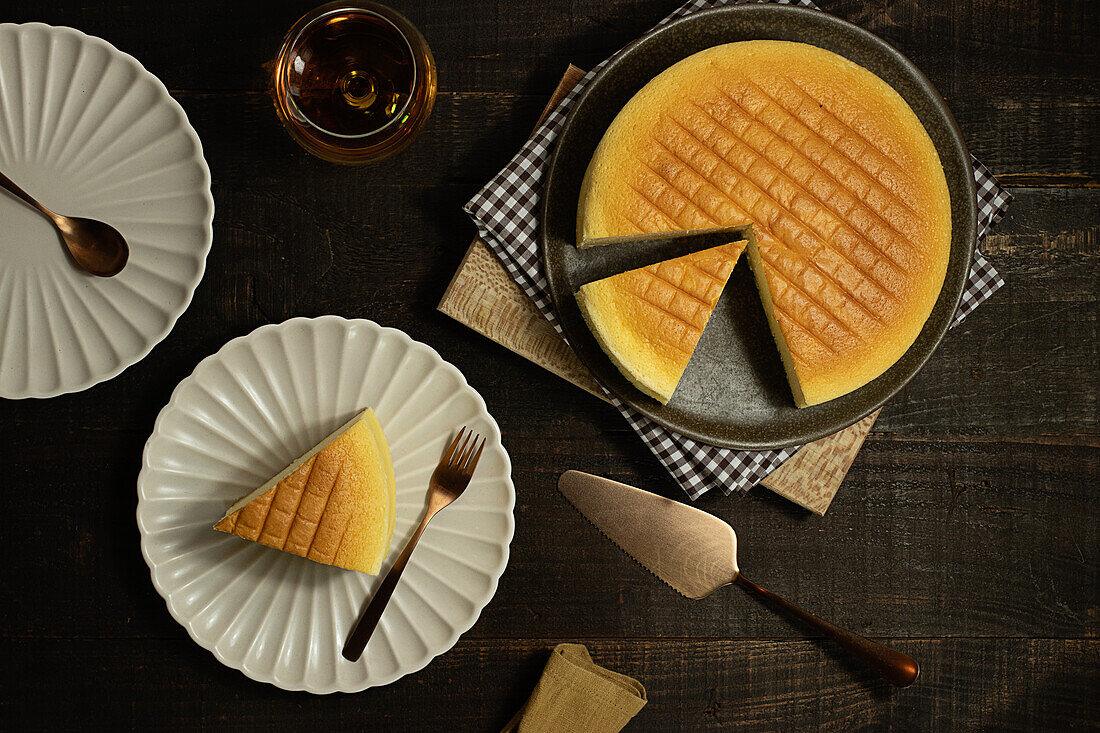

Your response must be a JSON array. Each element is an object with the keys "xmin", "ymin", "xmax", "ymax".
[{"xmin": 272, "ymin": 2, "xmax": 437, "ymax": 164}]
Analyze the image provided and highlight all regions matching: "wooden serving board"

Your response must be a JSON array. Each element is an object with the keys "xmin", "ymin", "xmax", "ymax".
[{"xmin": 439, "ymin": 66, "xmax": 878, "ymax": 515}]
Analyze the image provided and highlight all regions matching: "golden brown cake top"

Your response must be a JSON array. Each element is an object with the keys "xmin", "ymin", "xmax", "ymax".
[{"xmin": 578, "ymin": 41, "xmax": 951, "ymax": 405}]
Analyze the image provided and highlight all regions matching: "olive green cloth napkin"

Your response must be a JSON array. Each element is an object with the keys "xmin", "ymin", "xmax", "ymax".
[{"xmin": 502, "ymin": 644, "xmax": 647, "ymax": 732}]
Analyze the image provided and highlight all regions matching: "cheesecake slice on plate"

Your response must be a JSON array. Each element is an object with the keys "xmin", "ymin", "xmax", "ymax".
[{"xmin": 214, "ymin": 408, "xmax": 396, "ymax": 574}]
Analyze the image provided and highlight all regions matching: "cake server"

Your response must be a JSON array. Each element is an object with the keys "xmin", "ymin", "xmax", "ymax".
[{"xmin": 557, "ymin": 470, "xmax": 919, "ymax": 687}]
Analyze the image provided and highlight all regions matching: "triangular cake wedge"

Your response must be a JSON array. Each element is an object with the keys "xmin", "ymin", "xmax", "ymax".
[
  {"xmin": 214, "ymin": 408, "xmax": 396, "ymax": 574},
  {"xmin": 576, "ymin": 241, "xmax": 746, "ymax": 403}
]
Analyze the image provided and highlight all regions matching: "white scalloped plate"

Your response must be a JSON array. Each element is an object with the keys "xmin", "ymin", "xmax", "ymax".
[
  {"xmin": 0, "ymin": 23, "xmax": 213, "ymax": 399},
  {"xmin": 137, "ymin": 317, "xmax": 515, "ymax": 693}
]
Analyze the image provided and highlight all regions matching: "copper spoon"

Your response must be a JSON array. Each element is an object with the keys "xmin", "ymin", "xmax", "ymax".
[{"xmin": 0, "ymin": 169, "xmax": 128, "ymax": 277}]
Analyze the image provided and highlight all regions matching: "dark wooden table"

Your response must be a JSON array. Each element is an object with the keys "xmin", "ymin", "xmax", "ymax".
[{"xmin": 3, "ymin": 1, "xmax": 1096, "ymax": 729}]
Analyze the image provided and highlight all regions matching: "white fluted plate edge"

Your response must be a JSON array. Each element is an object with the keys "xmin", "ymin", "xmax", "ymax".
[
  {"xmin": 137, "ymin": 316, "xmax": 515, "ymax": 693},
  {"xmin": 0, "ymin": 23, "xmax": 214, "ymax": 399}
]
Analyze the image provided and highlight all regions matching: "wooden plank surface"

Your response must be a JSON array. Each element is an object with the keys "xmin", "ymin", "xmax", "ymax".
[
  {"xmin": 0, "ymin": 0, "xmax": 1097, "ymax": 730},
  {"xmin": 4, "ymin": 637, "xmax": 1096, "ymax": 731},
  {"xmin": 436, "ymin": 64, "xmax": 611, "ymax": 405}
]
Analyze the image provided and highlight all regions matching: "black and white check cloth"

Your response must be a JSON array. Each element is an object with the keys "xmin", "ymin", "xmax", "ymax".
[{"xmin": 465, "ymin": 0, "xmax": 1010, "ymax": 500}]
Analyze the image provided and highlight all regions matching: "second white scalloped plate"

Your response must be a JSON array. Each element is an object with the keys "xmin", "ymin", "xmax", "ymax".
[
  {"xmin": 0, "ymin": 23, "xmax": 213, "ymax": 399},
  {"xmin": 137, "ymin": 317, "xmax": 515, "ymax": 693}
]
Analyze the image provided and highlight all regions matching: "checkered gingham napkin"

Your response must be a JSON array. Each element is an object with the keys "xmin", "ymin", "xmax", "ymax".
[{"xmin": 465, "ymin": 0, "xmax": 1011, "ymax": 500}]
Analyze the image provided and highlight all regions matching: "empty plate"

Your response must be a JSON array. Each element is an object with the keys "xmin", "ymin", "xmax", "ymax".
[{"xmin": 0, "ymin": 23, "xmax": 213, "ymax": 398}]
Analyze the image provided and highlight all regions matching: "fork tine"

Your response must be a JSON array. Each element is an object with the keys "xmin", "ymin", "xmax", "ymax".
[
  {"xmin": 462, "ymin": 436, "xmax": 486, "ymax": 476},
  {"xmin": 441, "ymin": 427, "xmax": 465, "ymax": 465},
  {"xmin": 457, "ymin": 433, "xmax": 479, "ymax": 470},
  {"xmin": 451, "ymin": 429, "xmax": 473, "ymax": 467}
]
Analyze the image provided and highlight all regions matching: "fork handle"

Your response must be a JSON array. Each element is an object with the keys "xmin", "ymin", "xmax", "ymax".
[{"xmin": 342, "ymin": 513, "xmax": 432, "ymax": 662}]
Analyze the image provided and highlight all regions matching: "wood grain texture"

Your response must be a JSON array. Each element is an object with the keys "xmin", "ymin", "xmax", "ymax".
[
  {"xmin": 440, "ymin": 237, "xmax": 607, "ymax": 400},
  {"xmin": 0, "ymin": 1, "xmax": 1096, "ymax": 730},
  {"xmin": 761, "ymin": 410, "xmax": 881, "ymax": 513},
  {"xmin": 4, "ymin": 430, "xmax": 1094, "ymax": 642},
  {"xmin": 437, "ymin": 65, "xmax": 606, "ymax": 398},
  {"xmin": 2, "ymin": 637, "xmax": 1096, "ymax": 731}
]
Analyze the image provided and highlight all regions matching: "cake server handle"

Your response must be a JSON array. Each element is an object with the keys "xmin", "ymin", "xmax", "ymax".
[{"xmin": 733, "ymin": 574, "xmax": 920, "ymax": 687}]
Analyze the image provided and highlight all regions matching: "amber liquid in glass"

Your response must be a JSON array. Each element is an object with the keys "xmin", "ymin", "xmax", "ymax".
[{"xmin": 273, "ymin": 3, "xmax": 436, "ymax": 164}]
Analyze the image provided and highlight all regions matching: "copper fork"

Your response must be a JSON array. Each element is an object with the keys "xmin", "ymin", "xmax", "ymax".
[{"xmin": 342, "ymin": 427, "xmax": 486, "ymax": 662}]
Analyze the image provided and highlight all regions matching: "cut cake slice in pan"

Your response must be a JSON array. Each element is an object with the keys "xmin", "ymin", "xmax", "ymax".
[{"xmin": 576, "ymin": 241, "xmax": 746, "ymax": 403}]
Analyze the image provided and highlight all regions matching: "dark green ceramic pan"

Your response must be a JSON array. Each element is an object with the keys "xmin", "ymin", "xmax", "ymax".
[{"xmin": 541, "ymin": 4, "xmax": 977, "ymax": 450}]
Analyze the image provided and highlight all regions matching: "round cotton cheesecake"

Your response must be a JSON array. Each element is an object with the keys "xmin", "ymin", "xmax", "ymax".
[{"xmin": 578, "ymin": 41, "xmax": 951, "ymax": 407}]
